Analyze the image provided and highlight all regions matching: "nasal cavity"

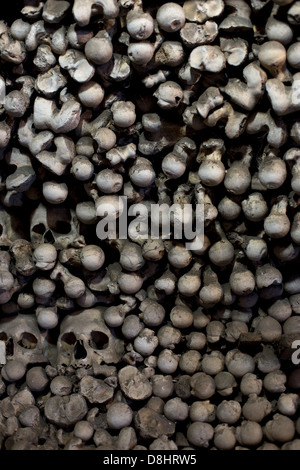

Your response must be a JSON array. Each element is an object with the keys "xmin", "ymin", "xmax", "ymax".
[
  {"xmin": 74, "ymin": 340, "xmax": 87, "ymax": 359},
  {"xmin": 43, "ymin": 229, "xmax": 55, "ymax": 244},
  {"xmin": 6, "ymin": 338, "xmax": 14, "ymax": 356}
]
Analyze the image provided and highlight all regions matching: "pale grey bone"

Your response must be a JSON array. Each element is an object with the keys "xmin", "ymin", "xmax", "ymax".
[
  {"xmin": 35, "ymin": 65, "xmax": 67, "ymax": 98},
  {"xmin": 30, "ymin": 203, "xmax": 82, "ymax": 250},
  {"xmin": 4, "ymin": 76, "xmax": 35, "ymax": 118},
  {"xmin": 42, "ymin": 0, "xmax": 70, "ymax": 24},
  {"xmin": 266, "ymin": 73, "xmax": 300, "ymax": 116},
  {"xmin": 0, "ymin": 116, "xmax": 14, "ymax": 149},
  {"xmin": 96, "ymin": 54, "xmax": 131, "ymax": 85},
  {"xmin": 220, "ymin": 37, "xmax": 248, "ymax": 66},
  {"xmin": 59, "ymin": 49, "xmax": 95, "ymax": 83},
  {"xmin": 219, "ymin": 0, "xmax": 252, "ymax": 32},
  {"xmin": 0, "ymin": 314, "xmax": 46, "ymax": 366},
  {"xmin": 247, "ymin": 110, "xmax": 288, "ymax": 148},
  {"xmin": 34, "ymin": 135, "xmax": 75, "ymax": 175},
  {"xmin": 72, "ymin": 0, "xmax": 119, "ymax": 26},
  {"xmin": 18, "ymin": 115, "xmax": 54, "ymax": 156},
  {"xmin": 33, "ymin": 44, "xmax": 56, "ymax": 72},
  {"xmin": 204, "ymin": 101, "xmax": 248, "ymax": 139},
  {"xmin": 33, "ymin": 96, "xmax": 81, "ymax": 133},
  {"xmin": 56, "ymin": 307, "xmax": 124, "ymax": 371},
  {"xmin": 0, "ymin": 21, "xmax": 26, "ymax": 64},
  {"xmin": 0, "ymin": 204, "xmax": 26, "ymax": 247},
  {"xmin": 5, "ymin": 148, "xmax": 36, "ymax": 193},
  {"xmin": 224, "ymin": 62, "xmax": 267, "ymax": 111},
  {"xmin": 21, "ymin": 1, "xmax": 44, "ymax": 20},
  {"xmin": 180, "ymin": 21, "xmax": 218, "ymax": 47},
  {"xmin": 138, "ymin": 113, "xmax": 186, "ymax": 155},
  {"xmin": 183, "ymin": 0, "xmax": 225, "ymax": 23}
]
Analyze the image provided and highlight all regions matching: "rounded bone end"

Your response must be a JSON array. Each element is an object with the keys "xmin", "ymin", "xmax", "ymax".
[
  {"xmin": 80, "ymin": 245, "xmax": 105, "ymax": 271},
  {"xmin": 78, "ymin": 81, "xmax": 105, "ymax": 108},
  {"xmin": 85, "ymin": 37, "xmax": 113, "ymax": 65},
  {"xmin": 156, "ymin": 3, "xmax": 186, "ymax": 33},
  {"xmin": 43, "ymin": 181, "xmax": 68, "ymax": 205},
  {"xmin": 258, "ymin": 41, "xmax": 286, "ymax": 73},
  {"xmin": 37, "ymin": 308, "xmax": 59, "ymax": 330},
  {"xmin": 2, "ymin": 359, "xmax": 27, "ymax": 382},
  {"xmin": 32, "ymin": 243, "xmax": 57, "ymax": 271}
]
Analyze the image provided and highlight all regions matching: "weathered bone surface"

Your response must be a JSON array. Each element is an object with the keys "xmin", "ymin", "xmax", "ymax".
[
  {"xmin": 30, "ymin": 203, "xmax": 81, "ymax": 249},
  {"xmin": 56, "ymin": 308, "xmax": 124, "ymax": 371},
  {"xmin": 0, "ymin": 0, "xmax": 300, "ymax": 452},
  {"xmin": 0, "ymin": 314, "xmax": 46, "ymax": 366}
]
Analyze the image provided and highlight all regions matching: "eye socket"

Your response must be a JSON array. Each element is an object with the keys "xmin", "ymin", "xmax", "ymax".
[
  {"xmin": 32, "ymin": 223, "xmax": 46, "ymax": 235},
  {"xmin": 89, "ymin": 331, "xmax": 109, "ymax": 350},
  {"xmin": 17, "ymin": 332, "xmax": 38, "ymax": 349},
  {"xmin": 51, "ymin": 221, "xmax": 71, "ymax": 234},
  {"xmin": 47, "ymin": 207, "xmax": 71, "ymax": 234},
  {"xmin": 60, "ymin": 332, "xmax": 77, "ymax": 345},
  {"xmin": 0, "ymin": 333, "xmax": 14, "ymax": 356},
  {"xmin": 0, "ymin": 332, "xmax": 7, "ymax": 341}
]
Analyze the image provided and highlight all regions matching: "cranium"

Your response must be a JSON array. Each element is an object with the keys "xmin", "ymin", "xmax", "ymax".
[
  {"xmin": 30, "ymin": 202, "xmax": 84, "ymax": 250},
  {"xmin": 0, "ymin": 204, "xmax": 26, "ymax": 246},
  {"xmin": 56, "ymin": 307, "xmax": 124, "ymax": 371},
  {"xmin": 0, "ymin": 314, "xmax": 46, "ymax": 366}
]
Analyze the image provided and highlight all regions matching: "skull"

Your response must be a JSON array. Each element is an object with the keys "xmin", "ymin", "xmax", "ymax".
[
  {"xmin": 0, "ymin": 204, "xmax": 26, "ymax": 246},
  {"xmin": 57, "ymin": 307, "xmax": 124, "ymax": 371},
  {"xmin": 30, "ymin": 203, "xmax": 84, "ymax": 250},
  {"xmin": 0, "ymin": 314, "xmax": 46, "ymax": 366}
]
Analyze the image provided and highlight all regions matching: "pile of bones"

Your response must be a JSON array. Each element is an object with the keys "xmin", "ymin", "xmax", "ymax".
[{"xmin": 0, "ymin": 0, "xmax": 300, "ymax": 451}]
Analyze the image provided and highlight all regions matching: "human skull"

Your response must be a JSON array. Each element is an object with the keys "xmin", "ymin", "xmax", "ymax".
[
  {"xmin": 0, "ymin": 204, "xmax": 26, "ymax": 246},
  {"xmin": 0, "ymin": 314, "xmax": 46, "ymax": 366},
  {"xmin": 56, "ymin": 307, "xmax": 124, "ymax": 371},
  {"xmin": 30, "ymin": 203, "xmax": 84, "ymax": 250}
]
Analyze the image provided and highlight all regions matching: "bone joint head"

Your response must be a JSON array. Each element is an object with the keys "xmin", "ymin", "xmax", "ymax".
[{"xmin": 0, "ymin": 0, "xmax": 299, "ymax": 452}]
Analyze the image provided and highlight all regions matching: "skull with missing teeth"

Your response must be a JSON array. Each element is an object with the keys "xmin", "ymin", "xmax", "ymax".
[{"xmin": 57, "ymin": 307, "xmax": 124, "ymax": 371}]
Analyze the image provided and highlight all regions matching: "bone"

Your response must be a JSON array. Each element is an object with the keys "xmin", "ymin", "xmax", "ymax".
[
  {"xmin": 0, "ymin": 0, "xmax": 300, "ymax": 452},
  {"xmin": 33, "ymin": 45, "xmax": 56, "ymax": 72},
  {"xmin": 35, "ymin": 135, "xmax": 75, "ymax": 175},
  {"xmin": 0, "ymin": 314, "xmax": 46, "ymax": 365},
  {"xmin": 30, "ymin": 203, "xmax": 81, "ymax": 249},
  {"xmin": 44, "ymin": 394, "xmax": 88, "ymax": 429},
  {"xmin": 266, "ymin": 73, "xmax": 300, "ymax": 115},
  {"xmin": 79, "ymin": 375, "xmax": 114, "ymax": 404},
  {"xmin": 33, "ymin": 97, "xmax": 81, "ymax": 133},
  {"xmin": 18, "ymin": 115, "xmax": 54, "ymax": 156},
  {"xmin": 10, "ymin": 239, "xmax": 36, "ymax": 277},
  {"xmin": 59, "ymin": 49, "xmax": 95, "ymax": 83},
  {"xmin": 72, "ymin": 0, "xmax": 119, "ymax": 27},
  {"xmin": 56, "ymin": 308, "xmax": 124, "ymax": 371}
]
